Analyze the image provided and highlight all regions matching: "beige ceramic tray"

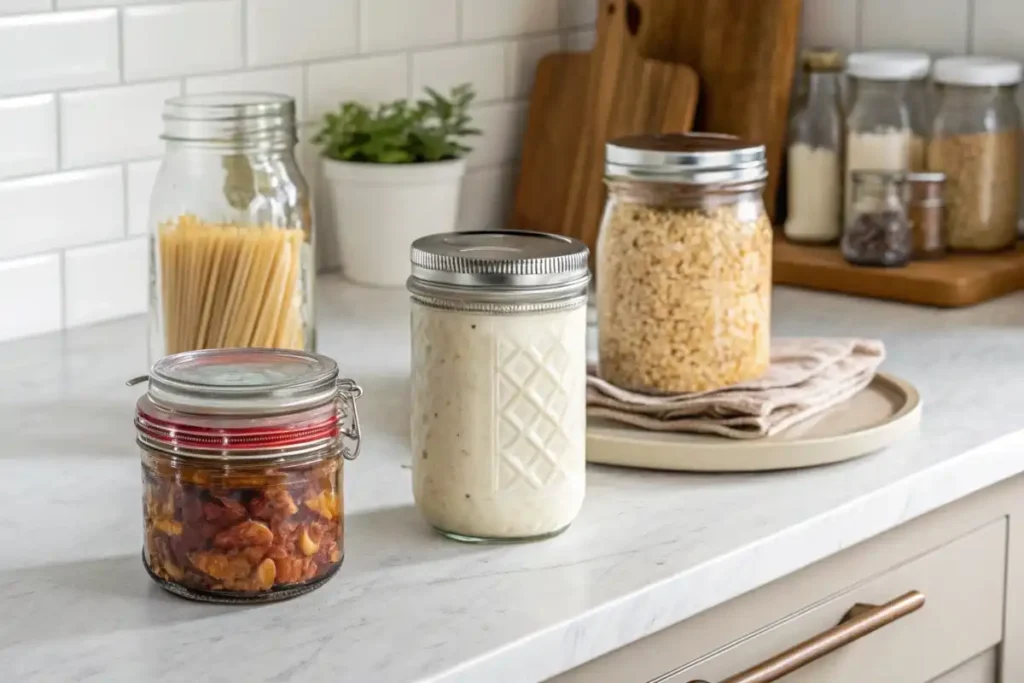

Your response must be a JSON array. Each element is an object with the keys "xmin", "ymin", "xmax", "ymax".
[{"xmin": 586, "ymin": 373, "xmax": 922, "ymax": 472}]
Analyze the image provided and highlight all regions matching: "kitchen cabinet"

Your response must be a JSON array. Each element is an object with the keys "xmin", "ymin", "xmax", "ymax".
[{"xmin": 553, "ymin": 474, "xmax": 1024, "ymax": 683}]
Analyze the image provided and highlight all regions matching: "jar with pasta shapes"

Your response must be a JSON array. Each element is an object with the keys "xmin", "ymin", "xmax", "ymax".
[
  {"xmin": 149, "ymin": 93, "xmax": 314, "ymax": 361},
  {"xmin": 132, "ymin": 348, "xmax": 363, "ymax": 603},
  {"xmin": 596, "ymin": 133, "xmax": 772, "ymax": 394}
]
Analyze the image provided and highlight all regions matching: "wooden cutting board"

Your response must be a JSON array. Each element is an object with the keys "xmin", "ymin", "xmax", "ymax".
[
  {"xmin": 774, "ymin": 235, "xmax": 1024, "ymax": 307},
  {"xmin": 629, "ymin": 0, "xmax": 803, "ymax": 222},
  {"xmin": 512, "ymin": 0, "xmax": 699, "ymax": 255}
]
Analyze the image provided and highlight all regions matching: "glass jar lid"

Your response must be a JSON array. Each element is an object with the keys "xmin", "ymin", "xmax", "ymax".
[
  {"xmin": 162, "ymin": 92, "xmax": 297, "ymax": 149},
  {"xmin": 846, "ymin": 51, "xmax": 930, "ymax": 81},
  {"xmin": 933, "ymin": 56, "xmax": 1023, "ymax": 87},
  {"xmin": 143, "ymin": 348, "xmax": 340, "ymax": 415},
  {"xmin": 133, "ymin": 349, "xmax": 363, "ymax": 460},
  {"xmin": 605, "ymin": 133, "xmax": 767, "ymax": 184},
  {"xmin": 408, "ymin": 230, "xmax": 590, "ymax": 308}
]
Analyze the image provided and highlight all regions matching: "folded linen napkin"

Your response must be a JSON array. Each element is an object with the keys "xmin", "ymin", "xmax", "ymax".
[{"xmin": 587, "ymin": 338, "xmax": 886, "ymax": 440}]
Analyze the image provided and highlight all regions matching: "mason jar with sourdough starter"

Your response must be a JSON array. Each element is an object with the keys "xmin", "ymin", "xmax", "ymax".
[
  {"xmin": 407, "ymin": 231, "xmax": 590, "ymax": 543},
  {"xmin": 132, "ymin": 348, "xmax": 362, "ymax": 603}
]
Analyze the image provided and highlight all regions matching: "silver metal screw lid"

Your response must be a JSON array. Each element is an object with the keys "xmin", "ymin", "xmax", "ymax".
[
  {"xmin": 408, "ymin": 230, "xmax": 590, "ymax": 309},
  {"xmin": 605, "ymin": 132, "xmax": 767, "ymax": 185}
]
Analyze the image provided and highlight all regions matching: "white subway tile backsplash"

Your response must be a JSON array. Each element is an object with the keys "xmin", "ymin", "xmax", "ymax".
[
  {"xmin": 0, "ymin": 167, "xmax": 123, "ymax": 260},
  {"xmin": 64, "ymin": 237, "xmax": 148, "ymax": 327},
  {"xmin": 123, "ymin": 0, "xmax": 242, "ymax": 81},
  {"xmin": 412, "ymin": 43, "xmax": 506, "ymax": 102},
  {"xmin": 127, "ymin": 159, "xmax": 161, "ymax": 236},
  {"xmin": 462, "ymin": 0, "xmax": 559, "ymax": 40},
  {"xmin": 861, "ymin": 0, "xmax": 970, "ymax": 55},
  {"xmin": 559, "ymin": 0, "xmax": 597, "ymax": 28},
  {"xmin": 562, "ymin": 28, "xmax": 595, "ymax": 51},
  {"xmin": 0, "ymin": 94, "xmax": 57, "ymax": 180},
  {"xmin": 506, "ymin": 34, "xmax": 561, "ymax": 97},
  {"xmin": 306, "ymin": 54, "xmax": 408, "ymax": 120},
  {"xmin": 186, "ymin": 66, "xmax": 305, "ymax": 120},
  {"xmin": 57, "ymin": 0, "xmax": 164, "ymax": 6},
  {"xmin": 801, "ymin": 0, "xmax": 858, "ymax": 52},
  {"xmin": 0, "ymin": 254, "xmax": 61, "ymax": 342},
  {"xmin": 466, "ymin": 101, "xmax": 527, "ymax": 168},
  {"xmin": 246, "ymin": 0, "xmax": 356, "ymax": 67},
  {"xmin": 0, "ymin": 9, "xmax": 118, "ymax": 96},
  {"xmin": 0, "ymin": 0, "xmax": 51, "ymax": 14},
  {"xmin": 361, "ymin": 0, "xmax": 456, "ymax": 52},
  {"xmin": 458, "ymin": 164, "xmax": 515, "ymax": 231},
  {"xmin": 60, "ymin": 80, "xmax": 180, "ymax": 168},
  {"xmin": 973, "ymin": 0, "xmax": 1024, "ymax": 61}
]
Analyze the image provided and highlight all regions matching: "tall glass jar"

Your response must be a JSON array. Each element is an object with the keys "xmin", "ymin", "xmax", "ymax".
[
  {"xmin": 597, "ymin": 133, "xmax": 772, "ymax": 394},
  {"xmin": 407, "ymin": 231, "xmax": 590, "ymax": 543},
  {"xmin": 133, "ymin": 348, "xmax": 363, "ymax": 603},
  {"xmin": 784, "ymin": 47, "xmax": 844, "ymax": 244},
  {"xmin": 149, "ymin": 93, "xmax": 314, "ymax": 361},
  {"xmin": 927, "ymin": 56, "xmax": 1022, "ymax": 251},
  {"xmin": 844, "ymin": 52, "xmax": 931, "ymax": 226}
]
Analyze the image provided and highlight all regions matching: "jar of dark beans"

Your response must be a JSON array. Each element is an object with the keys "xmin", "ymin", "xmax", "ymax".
[{"xmin": 842, "ymin": 170, "xmax": 912, "ymax": 267}]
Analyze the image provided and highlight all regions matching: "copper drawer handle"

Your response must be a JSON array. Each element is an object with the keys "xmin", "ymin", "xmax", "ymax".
[{"xmin": 687, "ymin": 590, "xmax": 925, "ymax": 683}]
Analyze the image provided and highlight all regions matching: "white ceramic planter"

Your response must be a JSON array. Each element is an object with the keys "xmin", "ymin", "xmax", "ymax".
[{"xmin": 321, "ymin": 157, "xmax": 467, "ymax": 287}]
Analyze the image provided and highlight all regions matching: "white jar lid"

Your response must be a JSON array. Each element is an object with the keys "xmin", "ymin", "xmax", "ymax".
[
  {"xmin": 933, "ymin": 56, "xmax": 1023, "ymax": 86},
  {"xmin": 847, "ymin": 51, "xmax": 931, "ymax": 81}
]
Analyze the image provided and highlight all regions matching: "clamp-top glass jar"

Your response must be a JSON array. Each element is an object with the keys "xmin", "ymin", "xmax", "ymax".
[
  {"xmin": 597, "ymin": 133, "xmax": 772, "ymax": 394},
  {"xmin": 149, "ymin": 93, "xmax": 314, "ymax": 361},
  {"xmin": 407, "ymin": 231, "xmax": 590, "ymax": 543},
  {"xmin": 134, "ymin": 348, "xmax": 362, "ymax": 603}
]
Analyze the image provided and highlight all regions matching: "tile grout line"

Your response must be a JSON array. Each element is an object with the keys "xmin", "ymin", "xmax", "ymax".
[
  {"xmin": 117, "ymin": 6, "xmax": 126, "ymax": 84},
  {"xmin": 855, "ymin": 0, "xmax": 864, "ymax": 51},
  {"xmin": 966, "ymin": 0, "xmax": 976, "ymax": 55},
  {"xmin": 239, "ymin": 0, "xmax": 248, "ymax": 66}
]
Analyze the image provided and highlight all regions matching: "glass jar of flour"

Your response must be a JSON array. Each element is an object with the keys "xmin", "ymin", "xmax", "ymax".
[
  {"xmin": 407, "ymin": 231, "xmax": 590, "ymax": 543},
  {"xmin": 844, "ymin": 52, "xmax": 931, "ymax": 226}
]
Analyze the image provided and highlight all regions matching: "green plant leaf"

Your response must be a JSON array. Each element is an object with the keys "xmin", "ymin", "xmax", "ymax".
[{"xmin": 313, "ymin": 84, "xmax": 479, "ymax": 163}]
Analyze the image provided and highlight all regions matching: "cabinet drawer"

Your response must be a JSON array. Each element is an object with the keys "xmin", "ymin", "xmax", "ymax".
[{"xmin": 669, "ymin": 518, "xmax": 1006, "ymax": 683}]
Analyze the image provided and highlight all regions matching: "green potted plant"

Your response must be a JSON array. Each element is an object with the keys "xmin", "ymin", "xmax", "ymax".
[{"xmin": 313, "ymin": 84, "xmax": 480, "ymax": 287}]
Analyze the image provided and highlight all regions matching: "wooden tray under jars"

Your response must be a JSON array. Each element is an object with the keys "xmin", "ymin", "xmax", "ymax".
[{"xmin": 773, "ymin": 234, "xmax": 1024, "ymax": 307}]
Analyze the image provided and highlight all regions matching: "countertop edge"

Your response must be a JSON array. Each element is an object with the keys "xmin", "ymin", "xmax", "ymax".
[{"xmin": 430, "ymin": 428, "xmax": 1024, "ymax": 683}]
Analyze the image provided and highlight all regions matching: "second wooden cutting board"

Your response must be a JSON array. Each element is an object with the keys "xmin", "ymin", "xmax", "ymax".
[{"xmin": 512, "ymin": 0, "xmax": 699, "ymax": 255}]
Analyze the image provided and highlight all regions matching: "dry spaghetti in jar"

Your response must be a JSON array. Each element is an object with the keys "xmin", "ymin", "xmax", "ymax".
[
  {"xmin": 132, "ymin": 348, "xmax": 362, "ymax": 603},
  {"xmin": 596, "ymin": 133, "xmax": 773, "ymax": 394},
  {"xmin": 150, "ymin": 93, "xmax": 314, "ymax": 359}
]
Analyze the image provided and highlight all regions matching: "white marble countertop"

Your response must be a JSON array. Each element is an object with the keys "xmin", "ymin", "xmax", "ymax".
[{"xmin": 4, "ymin": 279, "xmax": 1024, "ymax": 683}]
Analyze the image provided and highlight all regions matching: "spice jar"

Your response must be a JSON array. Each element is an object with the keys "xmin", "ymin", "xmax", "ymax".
[
  {"xmin": 844, "ymin": 52, "xmax": 931, "ymax": 226},
  {"xmin": 842, "ymin": 171, "xmax": 911, "ymax": 267},
  {"xmin": 928, "ymin": 56, "xmax": 1022, "ymax": 252},
  {"xmin": 133, "ymin": 348, "xmax": 362, "ymax": 603},
  {"xmin": 597, "ymin": 133, "xmax": 772, "ymax": 394},
  {"xmin": 150, "ymin": 93, "xmax": 314, "ymax": 360},
  {"xmin": 784, "ymin": 48, "xmax": 844, "ymax": 244},
  {"xmin": 407, "ymin": 231, "xmax": 590, "ymax": 543},
  {"xmin": 906, "ymin": 172, "xmax": 946, "ymax": 259}
]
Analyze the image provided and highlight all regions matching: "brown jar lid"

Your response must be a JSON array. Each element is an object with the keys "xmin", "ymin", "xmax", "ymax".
[{"xmin": 803, "ymin": 48, "xmax": 843, "ymax": 72}]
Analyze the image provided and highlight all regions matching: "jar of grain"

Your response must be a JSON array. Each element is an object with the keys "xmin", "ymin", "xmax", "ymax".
[
  {"xmin": 407, "ymin": 231, "xmax": 590, "ymax": 543},
  {"xmin": 597, "ymin": 133, "xmax": 771, "ymax": 394},
  {"xmin": 150, "ymin": 93, "xmax": 314, "ymax": 361},
  {"xmin": 844, "ymin": 52, "xmax": 931, "ymax": 227},
  {"xmin": 927, "ymin": 57, "xmax": 1022, "ymax": 251}
]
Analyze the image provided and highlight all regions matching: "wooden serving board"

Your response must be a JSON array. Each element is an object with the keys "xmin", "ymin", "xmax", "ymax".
[
  {"xmin": 629, "ymin": 0, "xmax": 803, "ymax": 222},
  {"xmin": 512, "ymin": 0, "xmax": 699, "ymax": 256},
  {"xmin": 774, "ymin": 236, "xmax": 1024, "ymax": 307}
]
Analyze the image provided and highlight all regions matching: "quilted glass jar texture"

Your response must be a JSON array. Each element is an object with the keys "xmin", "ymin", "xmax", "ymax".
[{"xmin": 406, "ymin": 231, "xmax": 590, "ymax": 543}]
